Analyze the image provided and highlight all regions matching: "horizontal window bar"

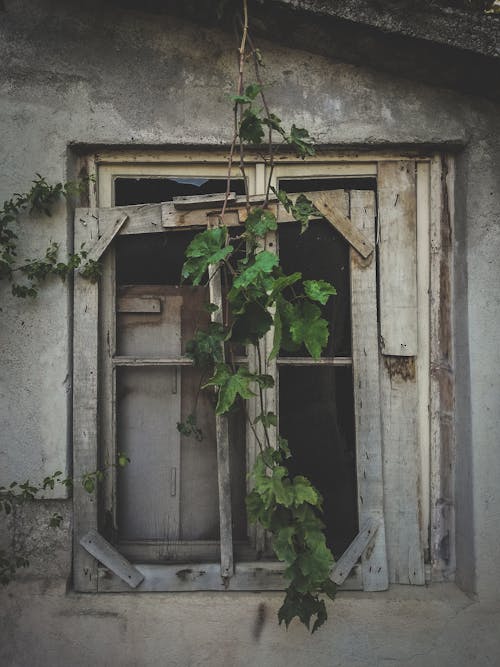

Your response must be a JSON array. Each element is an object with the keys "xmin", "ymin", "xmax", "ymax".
[
  {"xmin": 113, "ymin": 356, "xmax": 248, "ymax": 367},
  {"xmin": 277, "ymin": 356, "xmax": 352, "ymax": 366}
]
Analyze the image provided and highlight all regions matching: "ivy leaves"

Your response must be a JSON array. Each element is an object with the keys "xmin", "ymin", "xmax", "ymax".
[
  {"xmin": 247, "ymin": 445, "xmax": 336, "ymax": 633},
  {"xmin": 0, "ymin": 175, "xmax": 100, "ymax": 298},
  {"xmin": 181, "ymin": 195, "xmax": 337, "ymax": 633},
  {"xmin": 182, "ymin": 226, "xmax": 233, "ymax": 285}
]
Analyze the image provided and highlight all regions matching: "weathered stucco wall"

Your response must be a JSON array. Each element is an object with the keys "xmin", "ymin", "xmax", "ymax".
[{"xmin": 1, "ymin": 0, "xmax": 499, "ymax": 664}]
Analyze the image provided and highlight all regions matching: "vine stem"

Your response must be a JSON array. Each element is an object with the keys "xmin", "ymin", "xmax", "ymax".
[{"xmin": 222, "ymin": 0, "xmax": 250, "ymax": 219}]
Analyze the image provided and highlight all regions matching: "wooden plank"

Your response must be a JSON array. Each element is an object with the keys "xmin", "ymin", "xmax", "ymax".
[
  {"xmin": 429, "ymin": 155, "xmax": 455, "ymax": 581},
  {"xmin": 81, "ymin": 213, "xmax": 128, "ymax": 264},
  {"xmin": 173, "ymin": 192, "xmax": 236, "ymax": 209},
  {"xmin": 117, "ymin": 296, "xmax": 162, "ymax": 314},
  {"xmin": 331, "ymin": 518, "xmax": 378, "ymax": 585},
  {"xmin": 416, "ymin": 161, "xmax": 431, "ymax": 560},
  {"xmin": 100, "ymin": 244, "xmax": 117, "ymax": 541},
  {"xmin": 311, "ymin": 192, "xmax": 374, "ymax": 258},
  {"xmin": 350, "ymin": 190, "xmax": 389, "ymax": 592},
  {"xmin": 277, "ymin": 356, "xmax": 352, "ymax": 367},
  {"xmin": 378, "ymin": 161, "xmax": 418, "ymax": 356},
  {"xmin": 98, "ymin": 562, "xmax": 363, "ymax": 593},
  {"xmin": 80, "ymin": 529, "xmax": 144, "ymax": 588},
  {"xmin": 73, "ymin": 208, "xmax": 100, "ymax": 592},
  {"xmin": 116, "ymin": 292, "xmax": 182, "ymax": 542},
  {"xmin": 208, "ymin": 263, "xmax": 234, "ymax": 579}
]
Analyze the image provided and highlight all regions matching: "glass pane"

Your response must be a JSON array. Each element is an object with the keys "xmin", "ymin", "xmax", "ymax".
[
  {"xmin": 278, "ymin": 220, "xmax": 351, "ymax": 357},
  {"xmin": 115, "ymin": 177, "xmax": 245, "ymax": 206},
  {"xmin": 279, "ymin": 366, "xmax": 357, "ymax": 558},
  {"xmin": 278, "ymin": 177, "xmax": 375, "ymax": 194}
]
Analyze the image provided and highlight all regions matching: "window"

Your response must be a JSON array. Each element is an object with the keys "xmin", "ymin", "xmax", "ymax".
[{"xmin": 73, "ymin": 153, "xmax": 452, "ymax": 592}]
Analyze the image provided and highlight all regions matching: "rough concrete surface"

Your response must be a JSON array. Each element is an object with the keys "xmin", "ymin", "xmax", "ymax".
[{"xmin": 0, "ymin": 0, "xmax": 499, "ymax": 663}]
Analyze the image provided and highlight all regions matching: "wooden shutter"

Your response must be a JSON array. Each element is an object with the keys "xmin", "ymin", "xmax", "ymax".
[
  {"xmin": 378, "ymin": 162, "xmax": 425, "ymax": 585},
  {"xmin": 350, "ymin": 190, "xmax": 389, "ymax": 591}
]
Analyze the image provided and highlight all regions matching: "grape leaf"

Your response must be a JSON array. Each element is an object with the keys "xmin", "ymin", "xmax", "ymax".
[
  {"xmin": 233, "ymin": 250, "xmax": 278, "ymax": 288},
  {"xmin": 181, "ymin": 227, "xmax": 233, "ymax": 285},
  {"xmin": 289, "ymin": 300, "xmax": 329, "ymax": 358},
  {"xmin": 203, "ymin": 364, "xmax": 257, "ymax": 414},
  {"xmin": 303, "ymin": 279, "xmax": 337, "ymax": 305}
]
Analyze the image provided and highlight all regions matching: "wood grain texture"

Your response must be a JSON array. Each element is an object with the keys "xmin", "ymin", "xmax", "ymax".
[
  {"xmin": 350, "ymin": 190, "xmax": 389, "ymax": 591},
  {"xmin": 73, "ymin": 208, "xmax": 100, "ymax": 591},
  {"xmin": 378, "ymin": 161, "xmax": 418, "ymax": 356},
  {"xmin": 80, "ymin": 529, "xmax": 144, "ymax": 588}
]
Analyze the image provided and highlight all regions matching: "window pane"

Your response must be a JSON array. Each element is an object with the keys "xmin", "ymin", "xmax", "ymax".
[
  {"xmin": 115, "ymin": 177, "xmax": 245, "ymax": 206},
  {"xmin": 278, "ymin": 220, "xmax": 351, "ymax": 357},
  {"xmin": 279, "ymin": 366, "xmax": 358, "ymax": 558}
]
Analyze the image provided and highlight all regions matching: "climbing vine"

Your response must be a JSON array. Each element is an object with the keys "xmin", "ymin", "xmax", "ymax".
[
  {"xmin": 0, "ymin": 174, "xmax": 100, "ymax": 300},
  {"xmin": 178, "ymin": 0, "xmax": 337, "ymax": 633}
]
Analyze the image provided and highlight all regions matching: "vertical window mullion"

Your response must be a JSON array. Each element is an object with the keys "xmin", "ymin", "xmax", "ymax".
[{"xmin": 208, "ymin": 260, "xmax": 234, "ymax": 579}]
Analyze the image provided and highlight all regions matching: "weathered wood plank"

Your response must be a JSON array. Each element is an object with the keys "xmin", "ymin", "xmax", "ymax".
[
  {"xmin": 380, "ymin": 357, "xmax": 425, "ymax": 584},
  {"xmin": 350, "ymin": 190, "xmax": 389, "ymax": 592},
  {"xmin": 116, "ymin": 292, "xmax": 182, "ymax": 541},
  {"xmin": 98, "ymin": 562, "xmax": 363, "ymax": 593},
  {"xmin": 378, "ymin": 161, "xmax": 418, "ymax": 356},
  {"xmin": 82, "ymin": 213, "xmax": 128, "ymax": 264},
  {"xmin": 73, "ymin": 208, "xmax": 100, "ymax": 592},
  {"xmin": 331, "ymin": 518, "xmax": 378, "ymax": 585},
  {"xmin": 429, "ymin": 155, "xmax": 455, "ymax": 581},
  {"xmin": 277, "ymin": 356, "xmax": 352, "ymax": 367},
  {"xmin": 311, "ymin": 192, "xmax": 374, "ymax": 258},
  {"xmin": 173, "ymin": 192, "xmax": 237, "ymax": 209},
  {"xmin": 80, "ymin": 529, "xmax": 144, "ymax": 588},
  {"xmin": 117, "ymin": 296, "xmax": 162, "ymax": 314},
  {"xmin": 208, "ymin": 263, "xmax": 234, "ymax": 579}
]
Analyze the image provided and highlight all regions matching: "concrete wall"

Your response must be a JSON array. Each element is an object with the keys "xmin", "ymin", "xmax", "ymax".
[{"xmin": 1, "ymin": 0, "xmax": 499, "ymax": 664}]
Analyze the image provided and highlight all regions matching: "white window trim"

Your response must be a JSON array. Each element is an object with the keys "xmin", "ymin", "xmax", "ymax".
[{"xmin": 72, "ymin": 151, "xmax": 454, "ymax": 592}]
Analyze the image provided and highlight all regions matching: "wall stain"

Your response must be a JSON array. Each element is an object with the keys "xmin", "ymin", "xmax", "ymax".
[{"xmin": 383, "ymin": 355, "xmax": 416, "ymax": 381}]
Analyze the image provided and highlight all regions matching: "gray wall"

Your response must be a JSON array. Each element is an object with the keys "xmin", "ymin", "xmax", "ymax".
[{"xmin": 1, "ymin": 0, "xmax": 499, "ymax": 664}]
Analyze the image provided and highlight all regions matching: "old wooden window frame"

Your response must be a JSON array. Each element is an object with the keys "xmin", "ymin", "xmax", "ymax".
[{"xmin": 73, "ymin": 151, "xmax": 454, "ymax": 592}]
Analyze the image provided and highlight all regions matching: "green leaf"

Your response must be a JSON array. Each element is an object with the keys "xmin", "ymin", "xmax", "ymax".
[
  {"xmin": 254, "ymin": 411, "xmax": 278, "ymax": 428},
  {"xmin": 239, "ymin": 109, "xmax": 265, "ymax": 144},
  {"xmin": 273, "ymin": 526, "xmax": 297, "ymax": 563},
  {"xmin": 181, "ymin": 227, "xmax": 233, "ymax": 285},
  {"xmin": 289, "ymin": 300, "xmax": 329, "ymax": 358},
  {"xmin": 245, "ymin": 208, "xmax": 277, "ymax": 238},
  {"xmin": 287, "ymin": 124, "xmax": 316, "ymax": 158},
  {"xmin": 303, "ymin": 279, "xmax": 337, "ymax": 305},
  {"xmin": 230, "ymin": 300, "xmax": 273, "ymax": 345},
  {"xmin": 233, "ymin": 251, "xmax": 278, "ymax": 289},
  {"xmin": 203, "ymin": 364, "xmax": 257, "ymax": 414},
  {"xmin": 186, "ymin": 322, "xmax": 226, "ymax": 369},
  {"xmin": 269, "ymin": 272, "xmax": 302, "ymax": 298},
  {"xmin": 292, "ymin": 476, "xmax": 319, "ymax": 506}
]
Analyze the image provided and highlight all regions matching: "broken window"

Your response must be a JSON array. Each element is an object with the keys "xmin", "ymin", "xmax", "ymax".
[{"xmin": 73, "ymin": 156, "xmax": 441, "ymax": 592}]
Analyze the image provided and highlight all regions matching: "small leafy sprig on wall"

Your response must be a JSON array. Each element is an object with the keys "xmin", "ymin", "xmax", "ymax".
[
  {"xmin": 178, "ymin": 0, "xmax": 337, "ymax": 633},
  {"xmin": 0, "ymin": 174, "xmax": 100, "ymax": 300},
  {"xmin": 0, "ymin": 454, "xmax": 130, "ymax": 585}
]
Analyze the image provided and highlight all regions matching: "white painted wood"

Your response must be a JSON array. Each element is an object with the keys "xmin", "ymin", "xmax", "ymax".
[
  {"xmin": 73, "ymin": 208, "xmax": 100, "ymax": 592},
  {"xmin": 331, "ymin": 518, "xmax": 378, "ymax": 585},
  {"xmin": 350, "ymin": 190, "xmax": 389, "ymax": 592},
  {"xmin": 173, "ymin": 192, "xmax": 236, "ymax": 209},
  {"xmin": 80, "ymin": 529, "xmax": 144, "ymax": 588},
  {"xmin": 82, "ymin": 213, "xmax": 128, "ymax": 264},
  {"xmin": 417, "ymin": 161, "xmax": 431, "ymax": 560},
  {"xmin": 208, "ymin": 263, "xmax": 234, "ymax": 579},
  {"xmin": 276, "ymin": 357, "xmax": 352, "ymax": 367},
  {"xmin": 98, "ymin": 562, "xmax": 363, "ymax": 593},
  {"xmin": 311, "ymin": 192, "xmax": 374, "ymax": 258},
  {"xmin": 378, "ymin": 161, "xmax": 418, "ymax": 356}
]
